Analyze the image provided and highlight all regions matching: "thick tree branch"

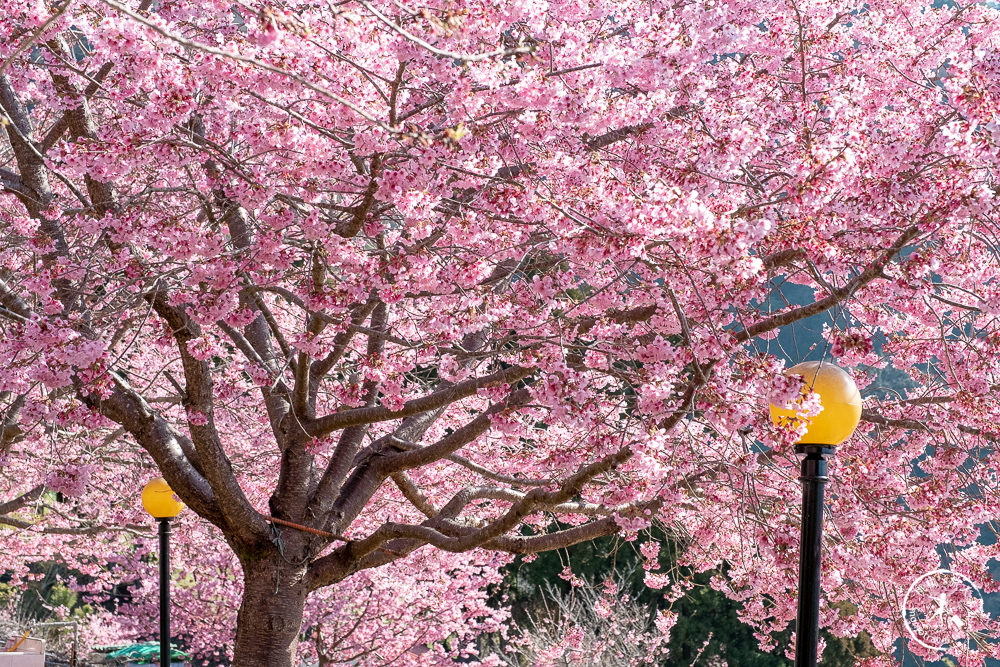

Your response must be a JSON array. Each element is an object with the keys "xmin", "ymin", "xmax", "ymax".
[
  {"xmin": 391, "ymin": 472, "xmax": 437, "ymax": 518},
  {"xmin": 583, "ymin": 122, "xmax": 655, "ymax": 150},
  {"xmin": 861, "ymin": 409, "xmax": 997, "ymax": 441},
  {"xmin": 387, "ymin": 437, "xmax": 550, "ymax": 486},
  {"xmin": 0, "ymin": 74, "xmax": 54, "ymax": 216},
  {"xmin": 146, "ymin": 289, "xmax": 269, "ymax": 543},
  {"xmin": 0, "ymin": 166, "xmax": 28, "ymax": 197},
  {"xmin": 38, "ymin": 61, "xmax": 114, "ymax": 153},
  {"xmin": 89, "ymin": 377, "xmax": 225, "ymax": 526},
  {"xmin": 308, "ymin": 295, "xmax": 379, "ymax": 401},
  {"xmin": 380, "ymin": 388, "xmax": 532, "ymax": 473},
  {"xmin": 0, "ymin": 484, "xmax": 44, "ymax": 517},
  {"xmin": 46, "ymin": 37, "xmax": 117, "ymax": 216},
  {"xmin": 306, "ymin": 377, "xmax": 702, "ymax": 589},
  {"xmin": 734, "ymin": 226, "xmax": 920, "ymax": 343},
  {"xmin": 307, "ymin": 326, "xmax": 495, "ymax": 532},
  {"xmin": 304, "ymin": 365, "xmax": 533, "ymax": 437},
  {"xmin": 335, "ymin": 154, "xmax": 382, "ymax": 238}
]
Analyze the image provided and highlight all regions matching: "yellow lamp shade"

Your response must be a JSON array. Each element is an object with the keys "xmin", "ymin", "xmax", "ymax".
[
  {"xmin": 141, "ymin": 477, "xmax": 184, "ymax": 519},
  {"xmin": 769, "ymin": 361, "xmax": 861, "ymax": 445}
]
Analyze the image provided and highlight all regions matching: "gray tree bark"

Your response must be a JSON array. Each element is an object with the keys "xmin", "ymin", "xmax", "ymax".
[{"xmin": 232, "ymin": 555, "xmax": 310, "ymax": 667}]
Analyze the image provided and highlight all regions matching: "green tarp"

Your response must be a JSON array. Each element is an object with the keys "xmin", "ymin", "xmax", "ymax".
[{"xmin": 103, "ymin": 642, "xmax": 188, "ymax": 664}]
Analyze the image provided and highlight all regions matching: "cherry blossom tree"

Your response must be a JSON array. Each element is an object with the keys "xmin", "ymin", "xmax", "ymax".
[{"xmin": 2, "ymin": 0, "xmax": 1000, "ymax": 664}]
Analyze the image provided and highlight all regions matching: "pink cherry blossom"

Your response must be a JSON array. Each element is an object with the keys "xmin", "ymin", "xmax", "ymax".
[{"xmin": 1, "ymin": 0, "xmax": 1000, "ymax": 664}]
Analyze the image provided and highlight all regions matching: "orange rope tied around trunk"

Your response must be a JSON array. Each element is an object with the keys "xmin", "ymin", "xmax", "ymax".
[
  {"xmin": 263, "ymin": 514, "xmax": 404, "ymax": 557},
  {"xmin": 265, "ymin": 515, "xmax": 348, "ymax": 541}
]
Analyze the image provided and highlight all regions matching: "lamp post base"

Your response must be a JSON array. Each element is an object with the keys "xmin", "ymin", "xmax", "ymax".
[{"xmin": 795, "ymin": 444, "xmax": 834, "ymax": 667}]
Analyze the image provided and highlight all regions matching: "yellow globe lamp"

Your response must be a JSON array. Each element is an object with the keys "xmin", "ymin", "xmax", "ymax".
[
  {"xmin": 769, "ymin": 361, "xmax": 861, "ymax": 445},
  {"xmin": 141, "ymin": 477, "xmax": 184, "ymax": 519}
]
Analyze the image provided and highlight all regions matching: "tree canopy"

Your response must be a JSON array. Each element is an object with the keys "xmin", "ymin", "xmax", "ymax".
[{"xmin": 1, "ymin": 0, "xmax": 1000, "ymax": 664}]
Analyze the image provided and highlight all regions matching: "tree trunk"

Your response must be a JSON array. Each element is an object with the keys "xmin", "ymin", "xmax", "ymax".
[{"xmin": 232, "ymin": 554, "xmax": 309, "ymax": 667}]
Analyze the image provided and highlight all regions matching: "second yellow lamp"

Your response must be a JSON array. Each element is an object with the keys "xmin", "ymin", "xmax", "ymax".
[
  {"xmin": 141, "ymin": 477, "xmax": 184, "ymax": 519},
  {"xmin": 769, "ymin": 361, "xmax": 861, "ymax": 445}
]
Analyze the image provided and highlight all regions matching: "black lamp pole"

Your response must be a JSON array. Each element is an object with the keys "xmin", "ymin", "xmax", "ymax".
[
  {"xmin": 795, "ymin": 444, "xmax": 834, "ymax": 667},
  {"xmin": 158, "ymin": 518, "xmax": 171, "ymax": 667}
]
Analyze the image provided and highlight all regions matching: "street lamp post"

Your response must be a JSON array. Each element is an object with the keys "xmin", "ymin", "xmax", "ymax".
[
  {"xmin": 770, "ymin": 362, "xmax": 861, "ymax": 667},
  {"xmin": 141, "ymin": 477, "xmax": 184, "ymax": 667}
]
